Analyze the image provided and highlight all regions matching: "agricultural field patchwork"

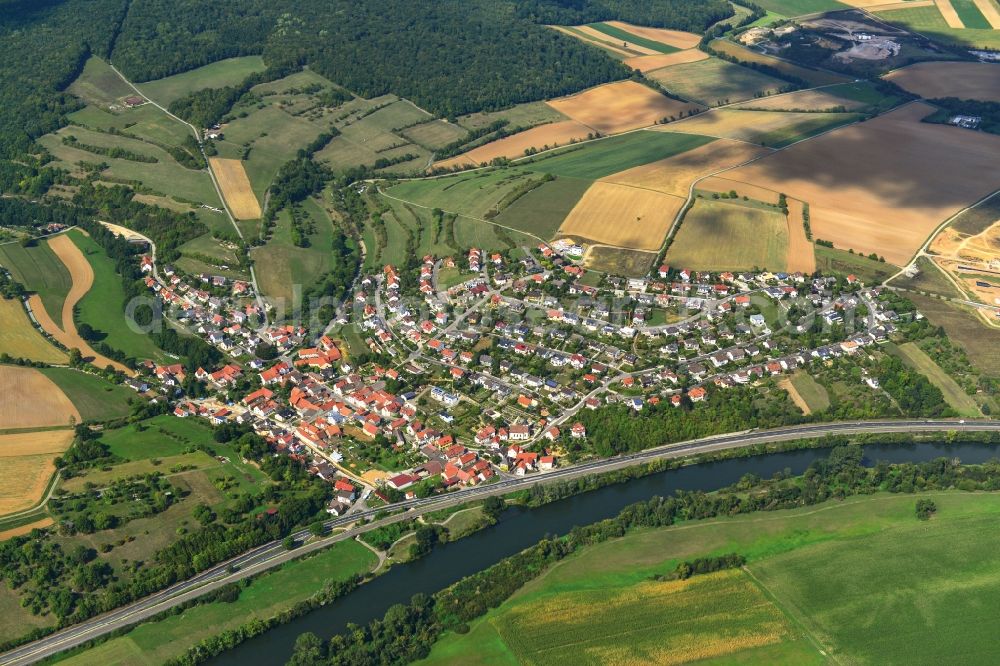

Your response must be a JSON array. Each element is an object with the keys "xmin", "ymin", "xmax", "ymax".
[
  {"xmin": 876, "ymin": 4, "xmax": 1000, "ymax": 47},
  {"xmin": 545, "ymin": 80, "xmax": 703, "ymax": 134},
  {"xmin": 435, "ymin": 120, "xmax": 594, "ymax": 169},
  {"xmin": 646, "ymin": 57, "xmax": 791, "ymax": 106},
  {"xmin": 709, "ymin": 38, "xmax": 851, "ymax": 86},
  {"xmin": 667, "ymin": 198, "xmax": 789, "ymax": 271},
  {"xmin": 494, "ymin": 176, "xmax": 593, "ymax": 240}
]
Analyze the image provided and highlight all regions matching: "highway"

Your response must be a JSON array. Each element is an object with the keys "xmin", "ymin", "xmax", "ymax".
[{"xmin": 3, "ymin": 418, "xmax": 999, "ymax": 665}]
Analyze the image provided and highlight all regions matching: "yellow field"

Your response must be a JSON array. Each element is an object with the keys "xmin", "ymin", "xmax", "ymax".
[
  {"xmin": 711, "ymin": 102, "xmax": 1000, "ymax": 265},
  {"xmin": 885, "ymin": 62, "xmax": 1000, "ymax": 103},
  {"xmin": 605, "ymin": 21, "xmax": 702, "ymax": 49},
  {"xmin": 624, "ymin": 49, "xmax": 709, "ymax": 71},
  {"xmin": 0, "ymin": 430, "xmax": 74, "ymax": 515},
  {"xmin": 0, "ymin": 298, "xmax": 66, "ymax": 363},
  {"xmin": 601, "ymin": 138, "xmax": 771, "ymax": 197},
  {"xmin": 210, "ymin": 158, "xmax": 262, "ymax": 219},
  {"xmin": 667, "ymin": 199, "xmax": 789, "ymax": 271},
  {"xmin": 435, "ymin": 120, "xmax": 593, "ymax": 168},
  {"xmin": 737, "ymin": 88, "xmax": 867, "ymax": 112},
  {"xmin": 546, "ymin": 80, "xmax": 703, "ymax": 134},
  {"xmin": 558, "ymin": 182, "xmax": 683, "ymax": 251},
  {"xmin": 786, "ymin": 198, "xmax": 816, "ymax": 274},
  {"xmin": 0, "ymin": 365, "xmax": 80, "ymax": 429}
]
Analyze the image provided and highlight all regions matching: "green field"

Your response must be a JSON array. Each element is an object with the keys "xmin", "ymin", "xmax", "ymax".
[
  {"xmin": 813, "ymin": 245, "xmax": 896, "ymax": 283},
  {"xmin": 0, "ymin": 239, "xmax": 72, "ymax": 322},
  {"xmin": 37, "ymin": 368, "xmax": 132, "ymax": 422},
  {"xmin": 58, "ymin": 539, "xmax": 377, "ymax": 666},
  {"xmin": 137, "ymin": 56, "xmax": 266, "ymax": 106},
  {"xmin": 750, "ymin": 0, "xmax": 847, "ymax": 15},
  {"xmin": 667, "ymin": 199, "xmax": 788, "ymax": 271},
  {"xmin": 69, "ymin": 230, "xmax": 164, "ymax": 361},
  {"xmin": 387, "ymin": 169, "xmax": 545, "ymax": 219},
  {"xmin": 823, "ymin": 80, "xmax": 908, "ymax": 114},
  {"xmin": 877, "ymin": 6, "xmax": 1000, "ymax": 49},
  {"xmin": 890, "ymin": 342, "xmax": 982, "ymax": 417},
  {"xmin": 457, "ymin": 101, "xmax": 567, "ymax": 133},
  {"xmin": 524, "ymin": 131, "xmax": 715, "ymax": 179},
  {"xmin": 950, "ymin": 0, "xmax": 992, "ymax": 28},
  {"xmin": 66, "ymin": 57, "xmax": 136, "ymax": 108},
  {"xmin": 787, "ymin": 370, "xmax": 831, "ymax": 413},
  {"xmin": 493, "ymin": 176, "xmax": 591, "ymax": 239},
  {"xmin": 586, "ymin": 22, "xmax": 680, "ymax": 53},
  {"xmin": 422, "ymin": 492, "xmax": 1000, "ymax": 665},
  {"xmin": 99, "ymin": 413, "xmax": 218, "ymax": 460},
  {"xmin": 401, "ymin": 119, "xmax": 469, "ymax": 150},
  {"xmin": 710, "ymin": 38, "xmax": 848, "ymax": 87},
  {"xmin": 0, "ymin": 298, "xmax": 66, "ymax": 363},
  {"xmin": 647, "ymin": 57, "xmax": 789, "ymax": 106}
]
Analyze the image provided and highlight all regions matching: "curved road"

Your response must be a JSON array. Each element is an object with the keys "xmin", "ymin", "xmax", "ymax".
[{"xmin": 3, "ymin": 418, "xmax": 999, "ymax": 665}]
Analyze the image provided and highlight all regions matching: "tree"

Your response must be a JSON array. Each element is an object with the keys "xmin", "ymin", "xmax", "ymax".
[
  {"xmin": 916, "ymin": 498, "xmax": 937, "ymax": 520},
  {"xmin": 283, "ymin": 535, "xmax": 297, "ymax": 550},
  {"xmin": 309, "ymin": 520, "xmax": 326, "ymax": 537},
  {"xmin": 288, "ymin": 632, "xmax": 326, "ymax": 666},
  {"xmin": 483, "ymin": 496, "xmax": 506, "ymax": 521}
]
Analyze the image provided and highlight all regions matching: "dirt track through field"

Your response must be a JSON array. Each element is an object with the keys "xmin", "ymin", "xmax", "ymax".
[
  {"xmin": 435, "ymin": 120, "xmax": 594, "ymax": 168},
  {"xmin": 40, "ymin": 235, "xmax": 133, "ymax": 374},
  {"xmin": 0, "ymin": 365, "xmax": 79, "ymax": 429},
  {"xmin": 934, "ymin": 0, "xmax": 966, "ymax": 27},
  {"xmin": 210, "ymin": 158, "xmax": 262, "ymax": 219}
]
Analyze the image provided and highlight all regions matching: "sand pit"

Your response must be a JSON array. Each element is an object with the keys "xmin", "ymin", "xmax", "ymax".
[
  {"xmin": 600, "ymin": 139, "xmax": 771, "ymax": 197},
  {"xmin": 713, "ymin": 102, "xmax": 1000, "ymax": 265},
  {"xmin": 0, "ymin": 429, "xmax": 74, "ymax": 515},
  {"xmin": 546, "ymin": 81, "xmax": 701, "ymax": 135},
  {"xmin": 435, "ymin": 120, "xmax": 593, "ymax": 168},
  {"xmin": 737, "ymin": 89, "xmax": 867, "ymax": 112},
  {"xmin": 557, "ymin": 182, "xmax": 683, "ymax": 251},
  {"xmin": 786, "ymin": 199, "xmax": 817, "ymax": 274},
  {"xmin": 0, "ymin": 366, "xmax": 79, "ymax": 429},
  {"xmin": 624, "ymin": 50, "xmax": 709, "ymax": 71},
  {"xmin": 41, "ymin": 235, "xmax": 133, "ymax": 375},
  {"xmin": 605, "ymin": 22, "xmax": 703, "ymax": 49},
  {"xmin": 886, "ymin": 62, "xmax": 1000, "ymax": 103},
  {"xmin": 210, "ymin": 158, "xmax": 262, "ymax": 219},
  {"xmin": 934, "ymin": 0, "xmax": 966, "ymax": 27}
]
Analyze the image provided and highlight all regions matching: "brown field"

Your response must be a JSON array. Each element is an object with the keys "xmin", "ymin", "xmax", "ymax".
[
  {"xmin": 934, "ymin": 0, "xmax": 966, "ymax": 27},
  {"xmin": 557, "ymin": 182, "xmax": 683, "ymax": 251},
  {"xmin": 601, "ymin": 138, "xmax": 771, "ymax": 197},
  {"xmin": 973, "ymin": 0, "xmax": 1000, "ymax": 27},
  {"xmin": 210, "ymin": 158, "xmax": 262, "ymax": 219},
  {"xmin": 712, "ymin": 102, "xmax": 1000, "ymax": 265},
  {"xmin": 0, "ymin": 366, "xmax": 79, "ymax": 429},
  {"xmin": 574, "ymin": 25, "xmax": 661, "ymax": 55},
  {"xmin": 624, "ymin": 49, "xmax": 709, "ymax": 71},
  {"xmin": 886, "ymin": 62, "xmax": 1000, "ymax": 103},
  {"xmin": 786, "ymin": 199, "xmax": 817, "ymax": 273},
  {"xmin": 0, "ymin": 298, "xmax": 66, "ymax": 364},
  {"xmin": 605, "ymin": 21, "xmax": 702, "ymax": 49},
  {"xmin": 546, "ymin": 81, "xmax": 702, "ymax": 135},
  {"xmin": 0, "ymin": 518, "xmax": 54, "ymax": 541},
  {"xmin": 0, "ymin": 430, "xmax": 74, "ymax": 515},
  {"xmin": 42, "ymin": 235, "xmax": 132, "ymax": 375},
  {"xmin": 737, "ymin": 89, "xmax": 867, "ymax": 112},
  {"xmin": 434, "ymin": 120, "xmax": 593, "ymax": 168}
]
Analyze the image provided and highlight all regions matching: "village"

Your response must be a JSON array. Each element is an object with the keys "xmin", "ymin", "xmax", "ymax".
[{"xmin": 131, "ymin": 236, "xmax": 907, "ymax": 514}]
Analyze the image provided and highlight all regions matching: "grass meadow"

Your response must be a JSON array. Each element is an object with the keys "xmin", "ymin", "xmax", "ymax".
[
  {"xmin": 0, "ymin": 298, "xmax": 66, "ymax": 364},
  {"xmin": 494, "ymin": 176, "xmax": 592, "ymax": 239},
  {"xmin": 749, "ymin": 0, "xmax": 848, "ymax": 15},
  {"xmin": 524, "ymin": 131, "xmax": 714, "ymax": 179},
  {"xmin": 667, "ymin": 199, "xmax": 788, "ymax": 271},
  {"xmin": 813, "ymin": 245, "xmax": 896, "ymax": 283},
  {"xmin": 890, "ymin": 342, "xmax": 982, "ymax": 417},
  {"xmin": 0, "ymin": 239, "xmax": 72, "ymax": 322},
  {"xmin": 422, "ymin": 492, "xmax": 1000, "ymax": 665},
  {"xmin": 37, "ymin": 368, "xmax": 132, "ymax": 422},
  {"xmin": 787, "ymin": 370, "xmax": 831, "ymax": 413},
  {"xmin": 137, "ymin": 56, "xmax": 266, "ymax": 106}
]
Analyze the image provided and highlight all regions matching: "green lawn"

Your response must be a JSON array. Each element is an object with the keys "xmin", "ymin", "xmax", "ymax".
[
  {"xmin": 494, "ymin": 176, "xmax": 591, "ymax": 240},
  {"xmin": 422, "ymin": 492, "xmax": 1000, "ymax": 665},
  {"xmin": 0, "ymin": 238, "xmax": 72, "ymax": 322},
  {"xmin": 586, "ymin": 22, "xmax": 679, "ymax": 53},
  {"xmin": 68, "ymin": 230, "xmax": 165, "ymax": 361},
  {"xmin": 524, "ymin": 131, "xmax": 715, "ymax": 179},
  {"xmin": 647, "ymin": 58, "xmax": 789, "ymax": 107},
  {"xmin": 668, "ymin": 199, "xmax": 788, "ymax": 271},
  {"xmin": 36, "ymin": 368, "xmax": 132, "ymax": 422},
  {"xmin": 890, "ymin": 342, "xmax": 981, "ymax": 417},
  {"xmin": 137, "ymin": 56, "xmax": 266, "ymax": 106},
  {"xmin": 99, "ymin": 414, "xmax": 218, "ymax": 460}
]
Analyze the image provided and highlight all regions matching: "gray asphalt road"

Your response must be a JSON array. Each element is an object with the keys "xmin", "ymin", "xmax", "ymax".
[{"xmin": 3, "ymin": 418, "xmax": 998, "ymax": 665}]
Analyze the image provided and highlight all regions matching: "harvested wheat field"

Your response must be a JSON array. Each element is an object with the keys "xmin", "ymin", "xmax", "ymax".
[
  {"xmin": 714, "ymin": 102, "xmax": 1000, "ymax": 265},
  {"xmin": 737, "ymin": 88, "xmax": 867, "ymax": 112},
  {"xmin": 435, "ymin": 120, "xmax": 593, "ymax": 168},
  {"xmin": 601, "ymin": 139, "xmax": 770, "ymax": 197},
  {"xmin": 786, "ymin": 199, "xmax": 817, "ymax": 273},
  {"xmin": 546, "ymin": 81, "xmax": 702, "ymax": 135},
  {"xmin": 886, "ymin": 62, "xmax": 1000, "ymax": 103},
  {"xmin": 0, "ymin": 430, "xmax": 74, "ymax": 515},
  {"xmin": 557, "ymin": 182, "xmax": 683, "ymax": 251},
  {"xmin": 210, "ymin": 158, "xmax": 262, "ymax": 219},
  {"xmin": 934, "ymin": 0, "xmax": 965, "ymax": 28},
  {"xmin": 605, "ymin": 21, "xmax": 703, "ymax": 49},
  {"xmin": 0, "ymin": 298, "xmax": 66, "ymax": 364},
  {"xmin": 41, "ymin": 235, "xmax": 132, "ymax": 374},
  {"xmin": 667, "ymin": 199, "xmax": 788, "ymax": 271},
  {"xmin": 0, "ymin": 517, "xmax": 54, "ymax": 541},
  {"xmin": 624, "ymin": 49, "xmax": 709, "ymax": 71},
  {"xmin": 0, "ymin": 366, "xmax": 79, "ymax": 429}
]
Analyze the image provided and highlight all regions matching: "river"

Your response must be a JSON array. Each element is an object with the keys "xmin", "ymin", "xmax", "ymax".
[{"xmin": 208, "ymin": 440, "xmax": 998, "ymax": 665}]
